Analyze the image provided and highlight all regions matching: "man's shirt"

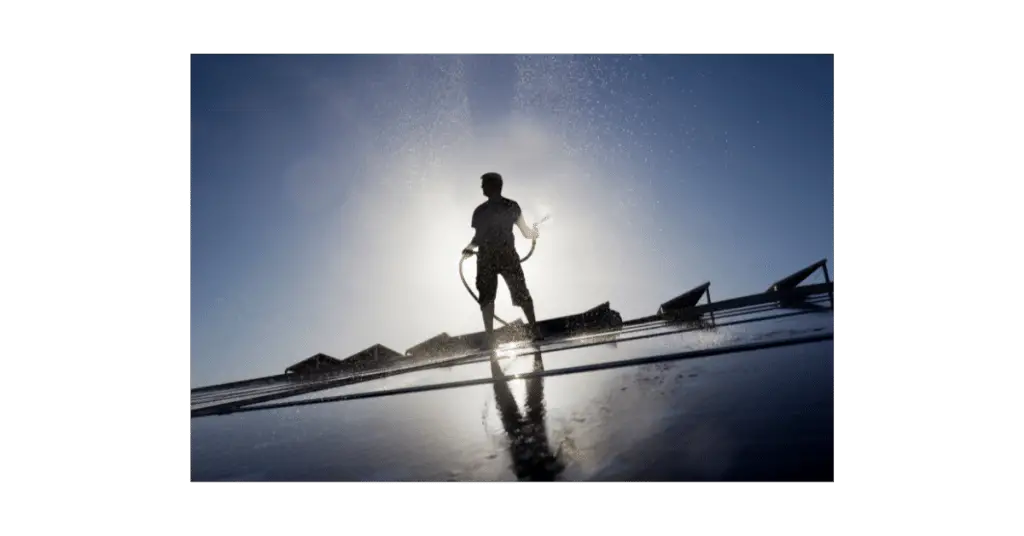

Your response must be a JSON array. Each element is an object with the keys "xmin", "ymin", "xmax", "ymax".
[{"xmin": 472, "ymin": 197, "xmax": 522, "ymax": 255}]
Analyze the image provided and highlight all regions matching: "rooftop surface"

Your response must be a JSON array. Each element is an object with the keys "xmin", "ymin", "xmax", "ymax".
[{"xmin": 191, "ymin": 296, "xmax": 833, "ymax": 481}]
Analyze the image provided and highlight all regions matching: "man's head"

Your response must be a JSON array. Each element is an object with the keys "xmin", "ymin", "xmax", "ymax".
[{"xmin": 481, "ymin": 172, "xmax": 503, "ymax": 199}]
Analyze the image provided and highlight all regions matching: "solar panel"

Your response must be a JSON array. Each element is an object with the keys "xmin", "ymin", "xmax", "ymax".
[
  {"xmin": 192, "ymin": 261, "xmax": 834, "ymax": 481},
  {"xmin": 193, "ymin": 352, "xmax": 833, "ymax": 480},
  {"xmin": 235, "ymin": 309, "xmax": 830, "ymax": 409},
  {"xmin": 193, "ymin": 310, "xmax": 832, "ymax": 480}
]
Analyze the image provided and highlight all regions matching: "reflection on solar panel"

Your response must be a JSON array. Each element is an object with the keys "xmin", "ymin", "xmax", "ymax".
[{"xmin": 192, "ymin": 260, "xmax": 834, "ymax": 419}]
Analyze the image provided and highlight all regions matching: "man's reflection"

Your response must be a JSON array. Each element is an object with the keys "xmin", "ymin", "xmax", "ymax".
[{"xmin": 490, "ymin": 351, "xmax": 564, "ymax": 481}]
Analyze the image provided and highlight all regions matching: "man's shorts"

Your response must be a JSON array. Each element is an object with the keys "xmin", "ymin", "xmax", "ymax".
[{"xmin": 476, "ymin": 248, "xmax": 532, "ymax": 309}]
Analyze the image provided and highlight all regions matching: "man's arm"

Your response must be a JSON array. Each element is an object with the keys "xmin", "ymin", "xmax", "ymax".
[
  {"xmin": 463, "ymin": 209, "xmax": 480, "ymax": 256},
  {"xmin": 464, "ymin": 234, "xmax": 479, "ymax": 258},
  {"xmin": 516, "ymin": 213, "xmax": 540, "ymax": 240}
]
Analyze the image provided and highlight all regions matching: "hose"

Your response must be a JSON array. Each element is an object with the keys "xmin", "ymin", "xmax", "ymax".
[{"xmin": 459, "ymin": 215, "xmax": 549, "ymax": 327}]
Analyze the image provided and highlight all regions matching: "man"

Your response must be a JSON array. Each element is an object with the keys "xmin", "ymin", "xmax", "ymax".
[{"xmin": 462, "ymin": 172, "xmax": 541, "ymax": 347}]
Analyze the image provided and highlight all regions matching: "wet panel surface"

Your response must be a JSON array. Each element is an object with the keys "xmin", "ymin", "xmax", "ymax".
[{"xmin": 191, "ymin": 311, "xmax": 833, "ymax": 481}]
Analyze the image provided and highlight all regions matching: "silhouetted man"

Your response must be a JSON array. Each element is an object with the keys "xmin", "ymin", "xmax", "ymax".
[{"xmin": 462, "ymin": 172, "xmax": 541, "ymax": 348}]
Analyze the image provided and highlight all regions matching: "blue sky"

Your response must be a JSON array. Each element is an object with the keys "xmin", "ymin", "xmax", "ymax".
[{"xmin": 191, "ymin": 54, "xmax": 833, "ymax": 387}]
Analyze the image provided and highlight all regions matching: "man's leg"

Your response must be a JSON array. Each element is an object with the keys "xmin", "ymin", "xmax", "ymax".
[
  {"xmin": 523, "ymin": 300, "xmax": 543, "ymax": 341},
  {"xmin": 477, "ymin": 257, "xmax": 499, "ymax": 349},
  {"xmin": 482, "ymin": 301, "xmax": 496, "ymax": 339},
  {"xmin": 521, "ymin": 299, "xmax": 538, "ymax": 329},
  {"xmin": 503, "ymin": 262, "xmax": 542, "ymax": 340}
]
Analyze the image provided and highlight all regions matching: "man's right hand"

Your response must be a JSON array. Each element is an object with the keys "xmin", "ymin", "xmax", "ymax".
[{"xmin": 462, "ymin": 248, "xmax": 476, "ymax": 258}]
